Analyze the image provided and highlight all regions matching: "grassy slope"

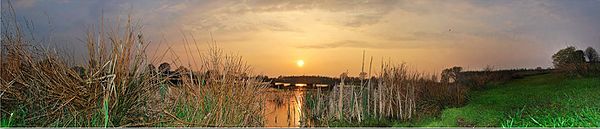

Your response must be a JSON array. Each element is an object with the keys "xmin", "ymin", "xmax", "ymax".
[{"xmin": 410, "ymin": 74, "xmax": 600, "ymax": 127}]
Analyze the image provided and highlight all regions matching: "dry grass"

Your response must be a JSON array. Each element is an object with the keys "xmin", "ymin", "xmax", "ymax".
[
  {"xmin": 301, "ymin": 62, "xmax": 469, "ymax": 127},
  {"xmin": 1, "ymin": 5, "xmax": 158, "ymax": 126},
  {"xmin": 159, "ymin": 43, "xmax": 269, "ymax": 127},
  {"xmin": 0, "ymin": 2, "xmax": 268, "ymax": 127}
]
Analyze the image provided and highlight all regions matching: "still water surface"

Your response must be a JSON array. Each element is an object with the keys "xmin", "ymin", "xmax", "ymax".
[{"xmin": 264, "ymin": 88, "xmax": 306, "ymax": 127}]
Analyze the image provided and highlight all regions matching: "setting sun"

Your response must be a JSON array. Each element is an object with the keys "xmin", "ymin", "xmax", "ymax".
[
  {"xmin": 5, "ymin": 0, "xmax": 600, "ymax": 127},
  {"xmin": 296, "ymin": 60, "xmax": 304, "ymax": 67}
]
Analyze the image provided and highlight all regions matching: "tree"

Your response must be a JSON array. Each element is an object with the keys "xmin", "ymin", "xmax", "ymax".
[
  {"xmin": 575, "ymin": 50, "xmax": 586, "ymax": 62},
  {"xmin": 441, "ymin": 66, "xmax": 462, "ymax": 83},
  {"xmin": 584, "ymin": 47, "xmax": 599, "ymax": 62},
  {"xmin": 158, "ymin": 62, "xmax": 171, "ymax": 75},
  {"xmin": 552, "ymin": 46, "xmax": 585, "ymax": 69}
]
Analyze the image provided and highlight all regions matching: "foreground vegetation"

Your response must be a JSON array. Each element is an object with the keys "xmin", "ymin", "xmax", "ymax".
[
  {"xmin": 417, "ymin": 73, "xmax": 600, "ymax": 127},
  {"xmin": 1, "ymin": 4, "xmax": 267, "ymax": 127},
  {"xmin": 301, "ymin": 62, "xmax": 468, "ymax": 127},
  {"xmin": 320, "ymin": 73, "xmax": 600, "ymax": 127}
]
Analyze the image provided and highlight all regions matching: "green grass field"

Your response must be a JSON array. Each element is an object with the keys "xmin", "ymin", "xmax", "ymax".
[{"xmin": 412, "ymin": 73, "xmax": 600, "ymax": 127}]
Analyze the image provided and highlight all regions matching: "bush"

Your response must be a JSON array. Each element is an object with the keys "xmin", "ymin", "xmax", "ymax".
[{"xmin": 552, "ymin": 46, "xmax": 589, "ymax": 76}]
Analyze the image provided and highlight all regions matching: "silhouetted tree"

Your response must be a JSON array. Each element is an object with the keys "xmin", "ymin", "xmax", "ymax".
[
  {"xmin": 339, "ymin": 72, "xmax": 348, "ymax": 80},
  {"xmin": 483, "ymin": 65, "xmax": 494, "ymax": 72},
  {"xmin": 170, "ymin": 66, "xmax": 188, "ymax": 85},
  {"xmin": 255, "ymin": 75, "xmax": 269, "ymax": 81},
  {"xmin": 552, "ymin": 46, "xmax": 588, "ymax": 76},
  {"xmin": 552, "ymin": 46, "xmax": 585, "ymax": 69},
  {"xmin": 536, "ymin": 67, "xmax": 543, "ymax": 70},
  {"xmin": 585, "ymin": 47, "xmax": 599, "ymax": 62},
  {"xmin": 441, "ymin": 66, "xmax": 462, "ymax": 83},
  {"xmin": 158, "ymin": 62, "xmax": 171, "ymax": 75},
  {"xmin": 575, "ymin": 50, "xmax": 585, "ymax": 61}
]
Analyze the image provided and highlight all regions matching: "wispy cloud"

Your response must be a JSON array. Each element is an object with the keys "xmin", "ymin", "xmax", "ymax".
[
  {"xmin": 298, "ymin": 40, "xmax": 373, "ymax": 49},
  {"xmin": 3, "ymin": 0, "xmax": 600, "ymax": 76}
]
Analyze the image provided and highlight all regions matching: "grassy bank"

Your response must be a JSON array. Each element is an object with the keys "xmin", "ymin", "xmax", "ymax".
[
  {"xmin": 409, "ymin": 73, "xmax": 600, "ymax": 127},
  {"xmin": 318, "ymin": 73, "xmax": 600, "ymax": 127}
]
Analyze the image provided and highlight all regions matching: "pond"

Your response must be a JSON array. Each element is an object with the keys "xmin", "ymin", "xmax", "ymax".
[{"xmin": 263, "ymin": 88, "xmax": 306, "ymax": 127}]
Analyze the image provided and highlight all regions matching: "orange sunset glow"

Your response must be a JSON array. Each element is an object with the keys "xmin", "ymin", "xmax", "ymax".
[
  {"xmin": 8, "ymin": 0, "xmax": 600, "ymax": 77},
  {"xmin": 3, "ymin": 0, "xmax": 600, "ymax": 128}
]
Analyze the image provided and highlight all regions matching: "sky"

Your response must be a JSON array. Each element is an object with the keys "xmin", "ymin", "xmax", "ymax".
[{"xmin": 3, "ymin": 0, "xmax": 600, "ymax": 77}]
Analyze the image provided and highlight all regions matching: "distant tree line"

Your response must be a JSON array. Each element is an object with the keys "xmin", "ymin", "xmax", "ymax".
[
  {"xmin": 552, "ymin": 46, "xmax": 600, "ymax": 76},
  {"xmin": 440, "ymin": 65, "xmax": 551, "ymax": 90},
  {"xmin": 267, "ymin": 75, "xmax": 380, "ymax": 86},
  {"xmin": 436, "ymin": 46, "xmax": 599, "ymax": 90}
]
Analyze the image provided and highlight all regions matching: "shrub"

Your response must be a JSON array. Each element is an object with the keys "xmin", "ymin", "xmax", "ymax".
[{"xmin": 552, "ymin": 46, "xmax": 586, "ymax": 76}]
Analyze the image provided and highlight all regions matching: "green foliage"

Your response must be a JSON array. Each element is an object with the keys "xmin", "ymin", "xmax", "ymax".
[
  {"xmin": 0, "ymin": 113, "xmax": 14, "ymax": 127},
  {"xmin": 585, "ymin": 47, "xmax": 599, "ymax": 62},
  {"xmin": 552, "ymin": 46, "xmax": 581, "ymax": 65},
  {"xmin": 418, "ymin": 74, "xmax": 600, "ymax": 127},
  {"xmin": 103, "ymin": 98, "xmax": 109, "ymax": 127},
  {"xmin": 552, "ymin": 46, "xmax": 586, "ymax": 68},
  {"xmin": 328, "ymin": 117, "xmax": 400, "ymax": 127}
]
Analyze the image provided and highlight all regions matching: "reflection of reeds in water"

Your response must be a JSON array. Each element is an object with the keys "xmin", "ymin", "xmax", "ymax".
[
  {"xmin": 264, "ymin": 89, "xmax": 304, "ymax": 127},
  {"xmin": 269, "ymin": 90, "xmax": 292, "ymax": 108},
  {"xmin": 0, "ymin": 3, "xmax": 268, "ymax": 127},
  {"xmin": 271, "ymin": 96, "xmax": 285, "ymax": 107}
]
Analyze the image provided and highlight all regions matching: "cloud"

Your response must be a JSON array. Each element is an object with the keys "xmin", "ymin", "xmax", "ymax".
[
  {"xmin": 298, "ymin": 40, "xmax": 371, "ymax": 49},
  {"xmin": 185, "ymin": 0, "xmax": 400, "ymax": 31},
  {"xmin": 4, "ymin": 0, "xmax": 600, "ymax": 75},
  {"xmin": 297, "ymin": 40, "xmax": 431, "ymax": 49},
  {"xmin": 11, "ymin": 0, "xmax": 37, "ymax": 8}
]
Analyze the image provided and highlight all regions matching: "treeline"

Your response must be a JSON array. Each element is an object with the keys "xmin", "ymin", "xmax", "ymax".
[
  {"xmin": 266, "ymin": 75, "xmax": 379, "ymax": 86},
  {"xmin": 439, "ymin": 66, "xmax": 552, "ymax": 90},
  {"xmin": 438, "ymin": 46, "xmax": 600, "ymax": 90},
  {"xmin": 552, "ymin": 46, "xmax": 600, "ymax": 76}
]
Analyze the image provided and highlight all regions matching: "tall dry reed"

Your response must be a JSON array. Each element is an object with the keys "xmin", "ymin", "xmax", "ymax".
[
  {"xmin": 158, "ymin": 43, "xmax": 269, "ymax": 127},
  {"xmin": 1, "ymin": 3, "xmax": 157, "ymax": 126},
  {"xmin": 302, "ymin": 61, "xmax": 468, "ymax": 126},
  {"xmin": 1, "ymin": 2, "xmax": 268, "ymax": 127}
]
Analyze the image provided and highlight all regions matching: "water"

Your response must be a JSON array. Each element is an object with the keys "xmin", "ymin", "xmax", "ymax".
[{"xmin": 264, "ymin": 88, "xmax": 306, "ymax": 127}]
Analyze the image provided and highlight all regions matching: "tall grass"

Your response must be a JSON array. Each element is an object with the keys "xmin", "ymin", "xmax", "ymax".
[
  {"xmin": 301, "ymin": 61, "xmax": 468, "ymax": 127},
  {"xmin": 160, "ymin": 44, "xmax": 269, "ymax": 127},
  {"xmin": 0, "ymin": 2, "xmax": 267, "ymax": 127},
  {"xmin": 1, "ymin": 4, "xmax": 157, "ymax": 126}
]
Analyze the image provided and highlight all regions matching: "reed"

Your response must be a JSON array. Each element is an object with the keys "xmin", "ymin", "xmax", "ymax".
[
  {"xmin": 159, "ymin": 43, "xmax": 269, "ymax": 127},
  {"xmin": 0, "ymin": 2, "xmax": 268, "ymax": 127},
  {"xmin": 301, "ymin": 60, "xmax": 469, "ymax": 127}
]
